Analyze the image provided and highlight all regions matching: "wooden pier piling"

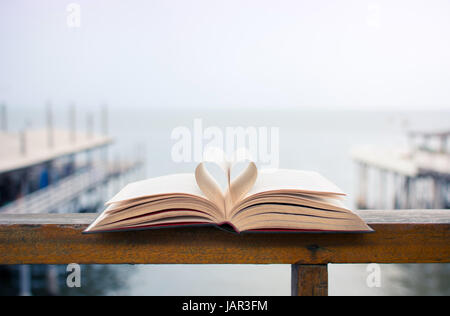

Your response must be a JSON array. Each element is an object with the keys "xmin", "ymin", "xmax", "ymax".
[
  {"xmin": 46, "ymin": 102, "xmax": 54, "ymax": 149},
  {"xmin": 69, "ymin": 103, "xmax": 76, "ymax": 144},
  {"xmin": 1, "ymin": 103, "xmax": 6, "ymax": 132},
  {"xmin": 357, "ymin": 163, "xmax": 368, "ymax": 209},
  {"xmin": 87, "ymin": 112, "xmax": 94, "ymax": 139}
]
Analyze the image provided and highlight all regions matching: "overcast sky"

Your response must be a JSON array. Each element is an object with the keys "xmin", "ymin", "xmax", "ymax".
[{"xmin": 0, "ymin": 0, "xmax": 449, "ymax": 111}]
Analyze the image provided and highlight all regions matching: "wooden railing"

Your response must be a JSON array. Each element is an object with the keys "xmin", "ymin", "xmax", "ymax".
[{"xmin": 0, "ymin": 210, "xmax": 449, "ymax": 296}]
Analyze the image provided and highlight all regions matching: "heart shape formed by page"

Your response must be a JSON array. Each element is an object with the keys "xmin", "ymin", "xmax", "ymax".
[{"xmin": 195, "ymin": 159, "xmax": 258, "ymax": 215}]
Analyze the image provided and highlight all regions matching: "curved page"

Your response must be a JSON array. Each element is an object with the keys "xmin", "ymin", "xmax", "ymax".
[{"xmin": 107, "ymin": 173, "xmax": 205, "ymax": 205}]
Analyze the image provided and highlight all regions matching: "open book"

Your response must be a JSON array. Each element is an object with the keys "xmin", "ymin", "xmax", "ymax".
[{"xmin": 84, "ymin": 162, "xmax": 372, "ymax": 233}]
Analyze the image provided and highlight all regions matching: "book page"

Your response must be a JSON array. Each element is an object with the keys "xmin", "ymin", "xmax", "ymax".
[
  {"xmin": 107, "ymin": 173, "xmax": 206, "ymax": 205},
  {"xmin": 92, "ymin": 210, "xmax": 217, "ymax": 231},
  {"xmin": 231, "ymin": 193, "xmax": 350, "ymax": 219},
  {"xmin": 228, "ymin": 161, "xmax": 258, "ymax": 204},
  {"xmin": 246, "ymin": 169, "xmax": 345, "ymax": 197},
  {"xmin": 105, "ymin": 195, "xmax": 218, "ymax": 215},
  {"xmin": 232, "ymin": 204, "xmax": 372, "ymax": 232},
  {"xmin": 195, "ymin": 163, "xmax": 226, "ymax": 213},
  {"xmin": 98, "ymin": 199, "xmax": 220, "ymax": 227},
  {"xmin": 194, "ymin": 161, "xmax": 258, "ymax": 216}
]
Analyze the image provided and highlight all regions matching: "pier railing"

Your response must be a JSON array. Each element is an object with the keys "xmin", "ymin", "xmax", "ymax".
[
  {"xmin": 0, "ymin": 161, "xmax": 141, "ymax": 214},
  {"xmin": 0, "ymin": 210, "xmax": 449, "ymax": 296}
]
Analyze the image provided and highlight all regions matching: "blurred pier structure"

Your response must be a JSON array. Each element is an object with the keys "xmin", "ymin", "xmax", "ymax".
[
  {"xmin": 0, "ymin": 160, "xmax": 140, "ymax": 215},
  {"xmin": 0, "ymin": 104, "xmax": 144, "ymax": 295},
  {"xmin": 352, "ymin": 130, "xmax": 449, "ymax": 210}
]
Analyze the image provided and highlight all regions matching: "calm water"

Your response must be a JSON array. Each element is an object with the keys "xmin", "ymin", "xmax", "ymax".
[{"xmin": 4, "ymin": 107, "xmax": 450, "ymax": 295}]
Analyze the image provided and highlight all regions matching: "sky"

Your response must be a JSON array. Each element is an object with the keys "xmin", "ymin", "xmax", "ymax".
[{"xmin": 0, "ymin": 0, "xmax": 450, "ymax": 111}]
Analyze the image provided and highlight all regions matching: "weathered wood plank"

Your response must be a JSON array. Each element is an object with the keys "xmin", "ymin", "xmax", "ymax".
[
  {"xmin": 0, "ymin": 210, "xmax": 449, "ymax": 265},
  {"xmin": 291, "ymin": 265, "xmax": 328, "ymax": 296}
]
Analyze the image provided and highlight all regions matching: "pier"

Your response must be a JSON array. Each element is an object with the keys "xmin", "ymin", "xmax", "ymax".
[
  {"xmin": 352, "ymin": 130, "xmax": 450, "ymax": 210},
  {"xmin": 0, "ymin": 105, "xmax": 145, "ymax": 295},
  {"xmin": 0, "ymin": 161, "xmax": 140, "ymax": 215}
]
